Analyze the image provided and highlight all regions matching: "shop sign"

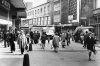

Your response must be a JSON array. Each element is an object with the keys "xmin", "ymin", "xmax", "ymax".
[{"xmin": 0, "ymin": 0, "xmax": 10, "ymax": 10}]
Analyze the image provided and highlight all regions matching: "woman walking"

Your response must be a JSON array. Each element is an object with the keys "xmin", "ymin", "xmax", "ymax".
[
  {"xmin": 52, "ymin": 33, "xmax": 60, "ymax": 52},
  {"xmin": 20, "ymin": 30, "xmax": 27, "ymax": 54},
  {"xmin": 86, "ymin": 33, "xmax": 97, "ymax": 61},
  {"xmin": 9, "ymin": 30, "xmax": 15, "ymax": 53},
  {"xmin": 61, "ymin": 33, "xmax": 66, "ymax": 48},
  {"xmin": 41, "ymin": 32, "xmax": 47, "ymax": 49}
]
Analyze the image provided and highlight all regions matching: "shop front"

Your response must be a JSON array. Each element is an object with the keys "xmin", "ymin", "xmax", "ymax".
[
  {"xmin": 0, "ymin": 0, "xmax": 26, "ymax": 40},
  {"xmin": 92, "ymin": 8, "xmax": 100, "ymax": 41}
]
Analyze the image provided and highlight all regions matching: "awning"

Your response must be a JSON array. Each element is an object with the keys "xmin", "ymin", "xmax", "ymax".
[
  {"xmin": 10, "ymin": 0, "xmax": 26, "ymax": 18},
  {"xmin": 17, "ymin": 11, "xmax": 26, "ymax": 18},
  {"xmin": 10, "ymin": 0, "xmax": 26, "ymax": 8}
]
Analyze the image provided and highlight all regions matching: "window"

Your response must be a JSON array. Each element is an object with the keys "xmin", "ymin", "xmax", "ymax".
[
  {"xmin": 35, "ymin": 10, "xmax": 36, "ymax": 15},
  {"xmin": 38, "ymin": 18, "xmax": 40, "ymax": 25},
  {"xmin": 54, "ymin": 3, "xmax": 60, "ymax": 11},
  {"xmin": 54, "ymin": 15, "xmax": 60, "ymax": 22},
  {"xmin": 44, "ymin": 7, "xmax": 46, "ymax": 12},
  {"xmin": 33, "ymin": 11, "xmax": 34, "ymax": 15},
  {"xmin": 48, "ymin": 5, "xmax": 50, "ymax": 11},
  {"xmin": 41, "ymin": 17, "xmax": 44, "ymax": 25},
  {"xmin": 29, "ymin": 19, "xmax": 33, "ymax": 25},
  {"xmin": 54, "ymin": 0, "xmax": 59, "ymax": 2},
  {"xmin": 44, "ymin": 17, "xmax": 47, "ymax": 25},
  {"xmin": 41, "ymin": 8, "xmax": 42, "ymax": 13},
  {"xmin": 40, "ymin": 17, "xmax": 41, "ymax": 25},
  {"xmin": 38, "ymin": 9, "xmax": 39, "ymax": 14},
  {"xmin": 47, "ymin": 16, "xmax": 51, "ymax": 25}
]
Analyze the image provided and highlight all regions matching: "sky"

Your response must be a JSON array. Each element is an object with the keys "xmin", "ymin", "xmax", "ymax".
[{"xmin": 24, "ymin": 0, "xmax": 47, "ymax": 7}]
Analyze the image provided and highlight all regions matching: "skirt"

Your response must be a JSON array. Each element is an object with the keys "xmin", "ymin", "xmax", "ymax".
[{"xmin": 87, "ymin": 44, "xmax": 95, "ymax": 52}]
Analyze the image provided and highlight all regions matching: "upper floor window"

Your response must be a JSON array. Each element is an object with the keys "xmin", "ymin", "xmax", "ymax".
[
  {"xmin": 33, "ymin": 11, "xmax": 34, "ymax": 15},
  {"xmin": 48, "ymin": 5, "xmax": 50, "ymax": 11},
  {"xmin": 41, "ymin": 8, "xmax": 42, "ymax": 13},
  {"xmin": 44, "ymin": 7, "xmax": 46, "ymax": 12},
  {"xmin": 35, "ymin": 10, "xmax": 36, "ymax": 15},
  {"xmin": 38, "ymin": 9, "xmax": 39, "ymax": 14},
  {"xmin": 54, "ymin": 0, "xmax": 59, "ymax": 2},
  {"xmin": 54, "ymin": 3, "xmax": 60, "ymax": 11}
]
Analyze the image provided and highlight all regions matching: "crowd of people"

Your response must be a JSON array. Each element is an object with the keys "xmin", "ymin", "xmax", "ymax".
[{"xmin": 1, "ymin": 29, "xmax": 98, "ymax": 61}]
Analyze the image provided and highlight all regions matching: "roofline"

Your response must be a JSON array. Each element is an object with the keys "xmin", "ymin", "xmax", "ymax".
[{"xmin": 26, "ymin": 2, "xmax": 50, "ymax": 11}]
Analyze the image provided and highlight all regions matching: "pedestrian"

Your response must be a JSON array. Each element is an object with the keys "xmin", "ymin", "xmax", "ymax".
[
  {"xmin": 6, "ymin": 31, "xmax": 10, "ymax": 47},
  {"xmin": 83, "ymin": 31, "xmax": 89, "ymax": 48},
  {"xmin": 9, "ymin": 30, "xmax": 15, "ymax": 53},
  {"xmin": 66, "ymin": 31, "xmax": 71, "ymax": 46},
  {"xmin": 52, "ymin": 32, "xmax": 60, "ymax": 52},
  {"xmin": 26, "ymin": 32, "xmax": 30, "ymax": 52},
  {"xmin": 80, "ymin": 32, "xmax": 84, "ymax": 44},
  {"xmin": 17, "ymin": 31, "xmax": 21, "ymax": 49},
  {"xmin": 30, "ymin": 30, "xmax": 33, "ymax": 44},
  {"xmin": 37, "ymin": 31, "xmax": 40, "ymax": 44},
  {"xmin": 61, "ymin": 33, "xmax": 66, "ymax": 48},
  {"xmin": 3, "ymin": 31, "xmax": 7, "ymax": 48},
  {"xmin": 20, "ymin": 30, "xmax": 27, "ymax": 54},
  {"xmin": 41, "ymin": 32, "xmax": 47, "ymax": 49},
  {"xmin": 86, "ymin": 33, "xmax": 97, "ymax": 61},
  {"xmin": 33, "ymin": 31, "xmax": 38, "ymax": 44},
  {"xmin": 47, "ymin": 35, "xmax": 50, "ymax": 44}
]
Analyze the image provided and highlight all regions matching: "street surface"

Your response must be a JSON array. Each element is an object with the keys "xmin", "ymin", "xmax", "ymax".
[{"xmin": 0, "ymin": 40, "xmax": 100, "ymax": 66}]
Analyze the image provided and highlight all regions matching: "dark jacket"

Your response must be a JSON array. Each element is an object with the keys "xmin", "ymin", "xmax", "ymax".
[
  {"xmin": 86, "ymin": 36, "xmax": 96, "ymax": 46},
  {"xmin": 30, "ymin": 31, "xmax": 33, "ymax": 39},
  {"xmin": 41, "ymin": 34, "xmax": 47, "ymax": 40}
]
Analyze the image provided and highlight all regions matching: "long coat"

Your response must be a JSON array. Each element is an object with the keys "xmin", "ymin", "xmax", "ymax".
[
  {"xmin": 61, "ymin": 33, "xmax": 66, "ymax": 46},
  {"xmin": 9, "ymin": 33, "xmax": 15, "ymax": 51},
  {"xmin": 20, "ymin": 33, "xmax": 27, "ymax": 49},
  {"xmin": 52, "ymin": 35, "xmax": 60, "ymax": 48}
]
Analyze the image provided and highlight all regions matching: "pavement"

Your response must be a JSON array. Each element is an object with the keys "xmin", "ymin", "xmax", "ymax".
[{"xmin": 0, "ymin": 40, "xmax": 100, "ymax": 66}]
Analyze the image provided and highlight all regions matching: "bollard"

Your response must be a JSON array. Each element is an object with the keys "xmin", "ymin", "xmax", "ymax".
[
  {"xmin": 23, "ymin": 54, "xmax": 30, "ymax": 66},
  {"xmin": 29, "ymin": 43, "xmax": 32, "ymax": 51}
]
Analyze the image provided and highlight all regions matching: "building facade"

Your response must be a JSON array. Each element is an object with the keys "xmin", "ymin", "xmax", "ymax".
[
  {"xmin": 0, "ymin": 0, "xmax": 12, "ymax": 32},
  {"xmin": 21, "ymin": 2, "xmax": 51, "ymax": 28},
  {"xmin": 80, "ymin": 0, "xmax": 94, "ymax": 26},
  {"xmin": 92, "ymin": 0, "xmax": 100, "ymax": 41},
  {"xmin": 53, "ymin": 0, "xmax": 61, "ymax": 25},
  {"xmin": 0, "ymin": 0, "xmax": 26, "ymax": 39},
  {"xmin": 68, "ymin": 0, "xmax": 80, "ymax": 26},
  {"xmin": 25, "ymin": 2, "xmax": 33, "ymax": 10}
]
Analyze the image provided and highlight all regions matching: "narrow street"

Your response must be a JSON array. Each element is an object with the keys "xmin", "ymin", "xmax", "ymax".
[{"xmin": 0, "ymin": 40, "xmax": 100, "ymax": 66}]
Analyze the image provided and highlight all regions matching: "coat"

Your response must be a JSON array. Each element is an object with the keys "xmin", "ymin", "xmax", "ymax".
[
  {"xmin": 20, "ymin": 33, "xmax": 27, "ymax": 49},
  {"xmin": 86, "ymin": 36, "xmax": 96, "ymax": 51},
  {"xmin": 52, "ymin": 35, "xmax": 60, "ymax": 48}
]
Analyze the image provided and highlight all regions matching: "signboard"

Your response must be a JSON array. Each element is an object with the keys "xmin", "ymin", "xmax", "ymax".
[
  {"xmin": 80, "ymin": 17, "xmax": 87, "ymax": 19},
  {"xmin": 68, "ymin": 15, "xmax": 73, "ymax": 23},
  {"xmin": 68, "ymin": 15, "xmax": 73, "ymax": 21}
]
